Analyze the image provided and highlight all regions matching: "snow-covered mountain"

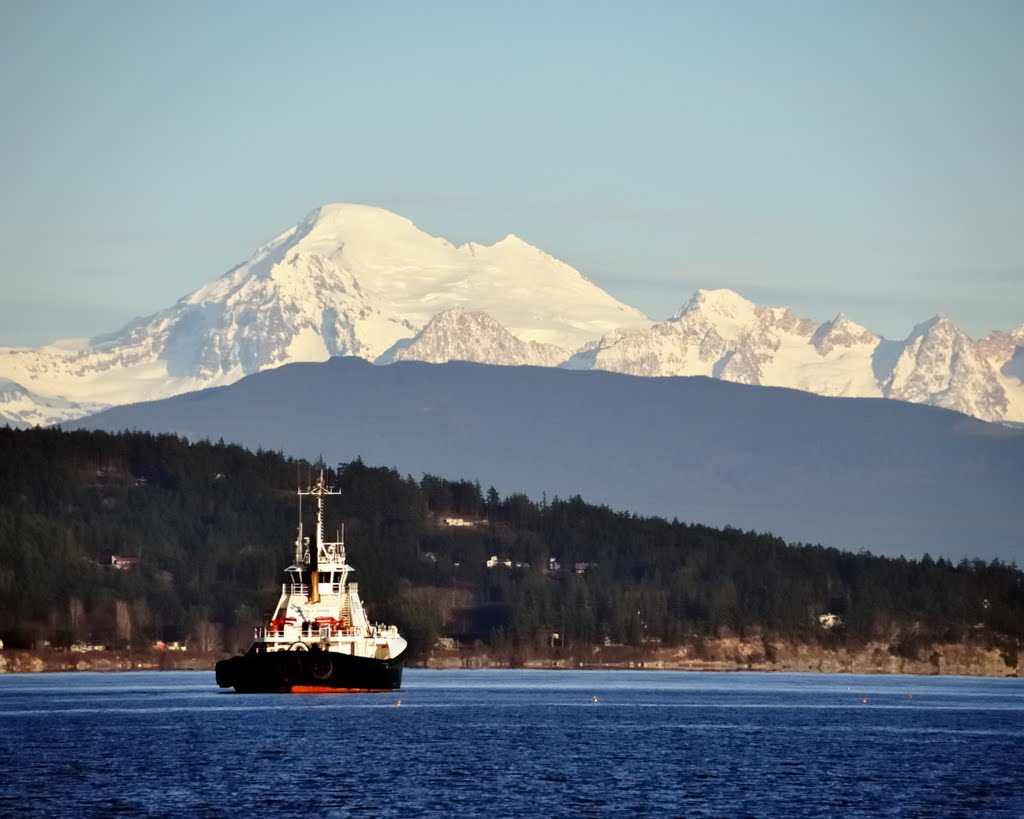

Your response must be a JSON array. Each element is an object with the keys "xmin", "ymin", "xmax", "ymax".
[
  {"xmin": 0, "ymin": 204, "xmax": 1021, "ymax": 426},
  {"xmin": 977, "ymin": 326, "xmax": 1024, "ymax": 422},
  {"xmin": 573, "ymin": 288, "xmax": 1023, "ymax": 423},
  {"xmin": 0, "ymin": 204, "xmax": 649, "ymax": 422},
  {"xmin": 382, "ymin": 307, "xmax": 569, "ymax": 367},
  {"xmin": 884, "ymin": 316, "xmax": 1006, "ymax": 421},
  {"xmin": 0, "ymin": 377, "xmax": 104, "ymax": 429}
]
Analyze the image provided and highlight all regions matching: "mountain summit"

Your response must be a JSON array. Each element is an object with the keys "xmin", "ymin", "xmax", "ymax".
[
  {"xmin": 231, "ymin": 203, "xmax": 649, "ymax": 353},
  {"xmin": 0, "ymin": 204, "xmax": 649, "ymax": 421}
]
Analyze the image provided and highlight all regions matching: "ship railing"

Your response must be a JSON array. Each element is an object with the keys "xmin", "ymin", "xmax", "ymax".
[
  {"xmin": 291, "ymin": 624, "xmax": 346, "ymax": 639},
  {"xmin": 256, "ymin": 626, "xmax": 294, "ymax": 640},
  {"xmin": 253, "ymin": 623, "xmax": 366, "ymax": 641},
  {"xmin": 316, "ymin": 626, "xmax": 362, "ymax": 639}
]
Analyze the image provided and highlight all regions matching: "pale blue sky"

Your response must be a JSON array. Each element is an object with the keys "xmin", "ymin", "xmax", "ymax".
[{"xmin": 1, "ymin": 1, "xmax": 1021, "ymax": 346}]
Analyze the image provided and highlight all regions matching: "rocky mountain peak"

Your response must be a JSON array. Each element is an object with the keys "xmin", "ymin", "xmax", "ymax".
[
  {"xmin": 884, "ymin": 313, "xmax": 1007, "ymax": 419},
  {"xmin": 812, "ymin": 313, "xmax": 879, "ymax": 356},
  {"xmin": 916, "ymin": 313, "xmax": 956, "ymax": 333},
  {"xmin": 386, "ymin": 308, "xmax": 567, "ymax": 368},
  {"xmin": 978, "ymin": 327, "xmax": 1024, "ymax": 372},
  {"xmin": 675, "ymin": 288, "xmax": 756, "ymax": 321}
]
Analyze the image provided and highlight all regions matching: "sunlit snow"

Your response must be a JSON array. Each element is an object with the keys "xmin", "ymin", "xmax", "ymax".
[{"xmin": 0, "ymin": 204, "xmax": 1021, "ymax": 427}]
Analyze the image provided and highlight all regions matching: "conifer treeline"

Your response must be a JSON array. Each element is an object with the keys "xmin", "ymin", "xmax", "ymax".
[{"xmin": 0, "ymin": 427, "xmax": 1020, "ymax": 662}]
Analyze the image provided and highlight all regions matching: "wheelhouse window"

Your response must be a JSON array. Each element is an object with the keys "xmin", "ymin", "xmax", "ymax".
[{"xmin": 287, "ymin": 569, "xmax": 307, "ymax": 592}]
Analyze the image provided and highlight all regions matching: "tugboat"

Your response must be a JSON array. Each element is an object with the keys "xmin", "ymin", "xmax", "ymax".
[{"xmin": 216, "ymin": 472, "xmax": 407, "ymax": 693}]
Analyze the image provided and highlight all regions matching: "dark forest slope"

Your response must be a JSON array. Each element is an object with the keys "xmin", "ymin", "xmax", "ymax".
[{"xmin": 0, "ymin": 428, "xmax": 1020, "ymax": 665}]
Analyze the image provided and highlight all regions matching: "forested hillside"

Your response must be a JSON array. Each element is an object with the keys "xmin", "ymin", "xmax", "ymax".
[{"xmin": 0, "ymin": 428, "xmax": 1020, "ymax": 665}]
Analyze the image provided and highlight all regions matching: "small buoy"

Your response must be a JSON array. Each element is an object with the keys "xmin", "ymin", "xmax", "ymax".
[
  {"xmin": 862, "ymin": 698, "xmax": 868, "ymax": 704},
  {"xmin": 396, "ymin": 700, "xmax": 401, "ymax": 707},
  {"xmin": 593, "ymin": 696, "xmax": 598, "ymax": 703},
  {"xmin": 909, "ymin": 694, "xmax": 913, "ymax": 699}
]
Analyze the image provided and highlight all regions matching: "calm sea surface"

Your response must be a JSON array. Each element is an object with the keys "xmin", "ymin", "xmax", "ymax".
[{"xmin": 1, "ymin": 669, "xmax": 1022, "ymax": 817}]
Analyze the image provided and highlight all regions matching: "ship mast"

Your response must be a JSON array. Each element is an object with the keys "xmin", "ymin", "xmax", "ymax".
[
  {"xmin": 298, "ymin": 470, "xmax": 341, "ymax": 604},
  {"xmin": 295, "ymin": 492, "xmax": 304, "ymax": 563}
]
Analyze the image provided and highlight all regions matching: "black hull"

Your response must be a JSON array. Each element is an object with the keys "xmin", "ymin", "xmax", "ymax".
[{"xmin": 215, "ymin": 645, "xmax": 403, "ymax": 693}]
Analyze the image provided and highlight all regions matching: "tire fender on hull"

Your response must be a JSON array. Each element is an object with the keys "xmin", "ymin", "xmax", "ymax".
[{"xmin": 308, "ymin": 655, "xmax": 333, "ymax": 681}]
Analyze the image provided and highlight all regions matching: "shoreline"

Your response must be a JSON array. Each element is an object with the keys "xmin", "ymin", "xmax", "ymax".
[{"xmin": 1, "ymin": 637, "xmax": 1019, "ymax": 677}]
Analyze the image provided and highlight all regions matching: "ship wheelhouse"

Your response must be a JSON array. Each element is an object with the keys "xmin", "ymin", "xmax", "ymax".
[{"xmin": 284, "ymin": 563, "xmax": 309, "ymax": 595}]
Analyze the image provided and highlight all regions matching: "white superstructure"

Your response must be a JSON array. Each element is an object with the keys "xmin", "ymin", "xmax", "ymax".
[{"xmin": 256, "ymin": 472, "xmax": 406, "ymax": 662}]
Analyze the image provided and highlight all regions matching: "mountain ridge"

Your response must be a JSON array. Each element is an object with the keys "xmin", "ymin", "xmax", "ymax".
[{"xmin": 0, "ymin": 204, "xmax": 1020, "ymax": 426}]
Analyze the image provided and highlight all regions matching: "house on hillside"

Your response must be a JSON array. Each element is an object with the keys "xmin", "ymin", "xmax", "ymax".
[
  {"xmin": 818, "ymin": 613, "xmax": 843, "ymax": 629},
  {"xmin": 444, "ymin": 517, "xmax": 479, "ymax": 527}
]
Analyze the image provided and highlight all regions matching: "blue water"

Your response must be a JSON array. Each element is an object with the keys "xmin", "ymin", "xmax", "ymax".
[{"xmin": 1, "ymin": 670, "xmax": 1022, "ymax": 817}]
